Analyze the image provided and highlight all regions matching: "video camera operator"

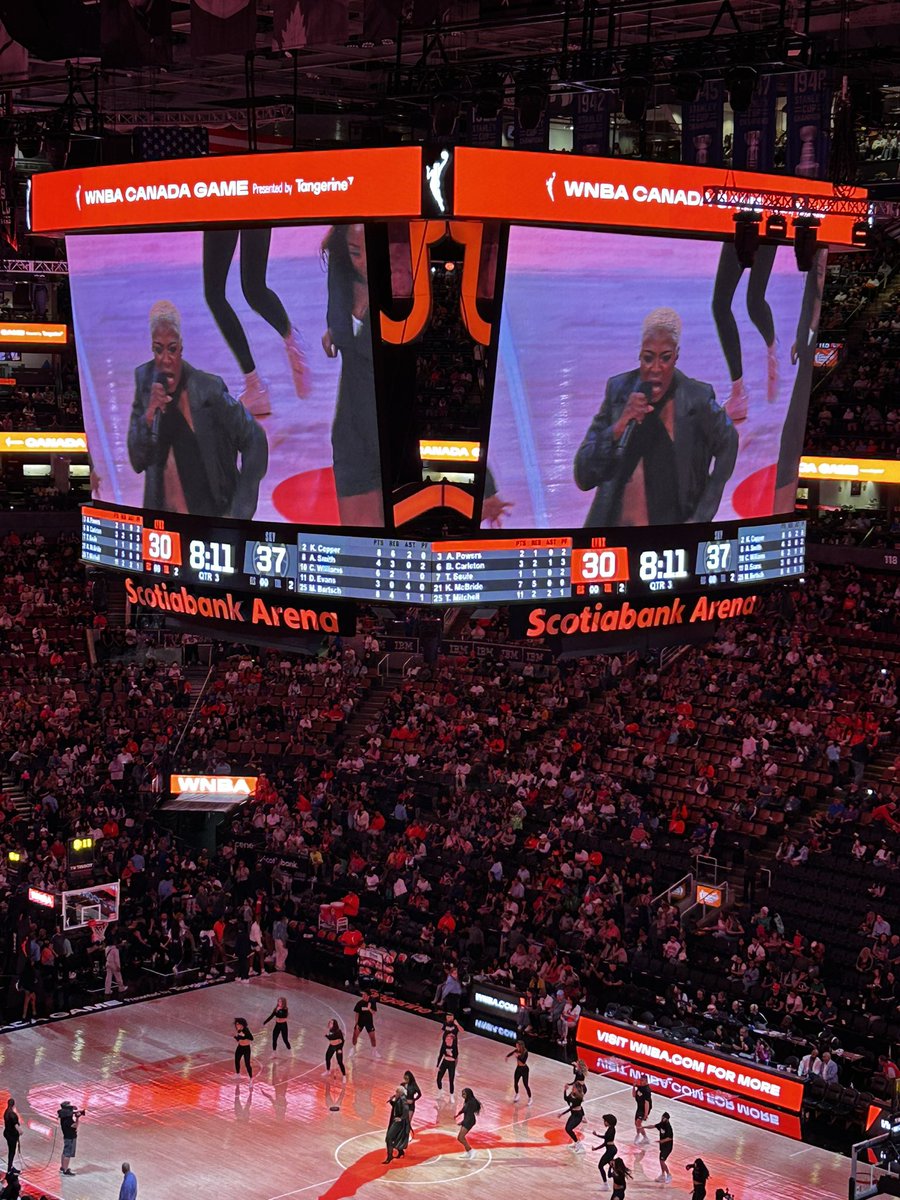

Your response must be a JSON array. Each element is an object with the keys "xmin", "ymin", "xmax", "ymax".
[{"xmin": 58, "ymin": 1101, "xmax": 84, "ymax": 1176}]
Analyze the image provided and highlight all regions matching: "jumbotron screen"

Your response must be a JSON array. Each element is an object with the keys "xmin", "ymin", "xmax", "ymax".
[
  {"xmin": 67, "ymin": 224, "xmax": 383, "ymax": 529},
  {"xmin": 486, "ymin": 226, "xmax": 826, "ymax": 530}
]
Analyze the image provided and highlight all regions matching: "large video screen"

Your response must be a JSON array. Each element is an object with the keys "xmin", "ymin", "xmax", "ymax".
[
  {"xmin": 486, "ymin": 227, "xmax": 826, "ymax": 529},
  {"xmin": 68, "ymin": 225, "xmax": 383, "ymax": 527}
]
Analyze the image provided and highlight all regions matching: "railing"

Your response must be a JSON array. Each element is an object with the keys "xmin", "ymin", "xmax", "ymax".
[
  {"xmin": 171, "ymin": 664, "xmax": 215, "ymax": 761},
  {"xmin": 850, "ymin": 1130, "xmax": 894, "ymax": 1200}
]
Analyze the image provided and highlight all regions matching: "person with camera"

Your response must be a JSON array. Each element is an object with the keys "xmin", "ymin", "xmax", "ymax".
[{"xmin": 58, "ymin": 1101, "xmax": 83, "ymax": 1176}]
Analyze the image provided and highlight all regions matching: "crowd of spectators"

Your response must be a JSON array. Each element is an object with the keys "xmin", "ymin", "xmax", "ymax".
[{"xmin": 3, "ymin": 539, "xmax": 894, "ymax": 1133}]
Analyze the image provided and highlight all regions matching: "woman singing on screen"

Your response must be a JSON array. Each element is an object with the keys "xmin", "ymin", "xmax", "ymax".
[{"xmin": 321, "ymin": 224, "xmax": 384, "ymax": 527}]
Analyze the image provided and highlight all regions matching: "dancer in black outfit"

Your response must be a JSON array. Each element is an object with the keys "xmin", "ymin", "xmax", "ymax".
[
  {"xmin": 686, "ymin": 1157, "xmax": 710, "ymax": 1200},
  {"xmin": 507, "ymin": 1040, "xmax": 533, "ymax": 1105},
  {"xmin": 324, "ymin": 1019, "xmax": 346, "ymax": 1078},
  {"xmin": 570, "ymin": 1058, "xmax": 588, "ymax": 1095},
  {"xmin": 711, "ymin": 240, "xmax": 779, "ymax": 422},
  {"xmin": 352, "ymin": 990, "xmax": 379, "ymax": 1054},
  {"xmin": 233, "ymin": 1017, "xmax": 254, "ymax": 1079},
  {"xmin": 592, "ymin": 1113, "xmax": 618, "ymax": 1181},
  {"xmin": 456, "ymin": 1088, "xmax": 481, "ymax": 1159},
  {"xmin": 402, "ymin": 1071, "xmax": 421, "ymax": 1136},
  {"xmin": 560, "ymin": 1082, "xmax": 586, "ymax": 1151},
  {"xmin": 203, "ymin": 227, "xmax": 310, "ymax": 417},
  {"xmin": 633, "ymin": 1074, "xmax": 652, "ymax": 1142},
  {"xmin": 436, "ymin": 1031, "xmax": 458, "ymax": 1098},
  {"xmin": 611, "ymin": 1157, "xmax": 633, "ymax": 1199},
  {"xmin": 2, "ymin": 1100, "xmax": 19, "ymax": 1173},
  {"xmin": 653, "ymin": 1112, "xmax": 674, "ymax": 1182},
  {"xmin": 384, "ymin": 1087, "xmax": 411, "ymax": 1163},
  {"xmin": 263, "ymin": 996, "xmax": 291, "ymax": 1051}
]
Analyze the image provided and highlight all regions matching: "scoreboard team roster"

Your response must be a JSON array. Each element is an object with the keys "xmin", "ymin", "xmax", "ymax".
[{"xmin": 81, "ymin": 502, "xmax": 807, "ymax": 606}]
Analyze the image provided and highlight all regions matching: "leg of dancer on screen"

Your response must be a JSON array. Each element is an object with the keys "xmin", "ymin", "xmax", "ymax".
[
  {"xmin": 773, "ymin": 249, "xmax": 827, "ymax": 513},
  {"xmin": 203, "ymin": 229, "xmax": 309, "ymax": 419},
  {"xmin": 712, "ymin": 241, "xmax": 777, "ymax": 422},
  {"xmin": 322, "ymin": 224, "xmax": 384, "ymax": 527}
]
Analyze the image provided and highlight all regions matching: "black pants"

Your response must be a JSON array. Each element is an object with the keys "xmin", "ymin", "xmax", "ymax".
[
  {"xmin": 235, "ymin": 1045, "xmax": 252, "ymax": 1077},
  {"xmin": 514, "ymin": 1065, "xmax": 531, "ymax": 1097},
  {"xmin": 203, "ymin": 227, "xmax": 290, "ymax": 374},
  {"xmin": 692, "ymin": 1186, "xmax": 707, "ymax": 1200},
  {"xmin": 436, "ymin": 1060, "xmax": 456, "ymax": 1094},
  {"xmin": 325, "ymin": 1045, "xmax": 345, "ymax": 1075},
  {"xmin": 565, "ymin": 1111, "xmax": 584, "ymax": 1142},
  {"xmin": 5, "ymin": 1134, "xmax": 17, "ymax": 1172},
  {"xmin": 598, "ymin": 1144, "xmax": 617, "ymax": 1180},
  {"xmin": 272, "ymin": 1023, "xmax": 290, "ymax": 1050},
  {"xmin": 712, "ymin": 241, "xmax": 777, "ymax": 381}
]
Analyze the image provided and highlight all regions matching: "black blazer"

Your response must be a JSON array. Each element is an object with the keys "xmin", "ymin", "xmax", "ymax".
[
  {"xmin": 573, "ymin": 367, "xmax": 738, "ymax": 527},
  {"xmin": 128, "ymin": 360, "xmax": 268, "ymax": 519}
]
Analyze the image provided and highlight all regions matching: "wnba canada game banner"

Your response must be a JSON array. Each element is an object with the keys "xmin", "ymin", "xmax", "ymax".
[{"xmin": 123, "ymin": 576, "xmax": 355, "ymax": 635}]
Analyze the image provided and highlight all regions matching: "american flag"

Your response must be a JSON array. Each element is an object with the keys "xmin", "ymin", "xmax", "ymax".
[{"xmin": 132, "ymin": 125, "xmax": 210, "ymax": 160}]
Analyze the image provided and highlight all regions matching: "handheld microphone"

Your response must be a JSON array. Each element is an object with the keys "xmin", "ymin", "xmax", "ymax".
[
  {"xmin": 618, "ymin": 380, "xmax": 655, "ymax": 452},
  {"xmin": 150, "ymin": 371, "xmax": 170, "ymax": 442}
]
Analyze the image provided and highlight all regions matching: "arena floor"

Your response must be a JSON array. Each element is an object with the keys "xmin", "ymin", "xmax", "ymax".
[{"xmin": 6, "ymin": 977, "xmax": 847, "ymax": 1200}]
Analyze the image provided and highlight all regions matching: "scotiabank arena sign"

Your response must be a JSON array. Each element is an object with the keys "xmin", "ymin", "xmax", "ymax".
[
  {"xmin": 576, "ymin": 1016, "xmax": 804, "ymax": 1113},
  {"xmin": 582, "ymin": 1050, "xmax": 802, "ymax": 1140},
  {"xmin": 124, "ymin": 577, "xmax": 355, "ymax": 636}
]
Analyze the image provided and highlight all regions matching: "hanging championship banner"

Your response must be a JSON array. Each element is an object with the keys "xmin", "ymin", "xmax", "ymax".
[
  {"xmin": 731, "ymin": 74, "xmax": 777, "ymax": 172},
  {"xmin": 681, "ymin": 80, "xmax": 725, "ymax": 168},
  {"xmin": 469, "ymin": 114, "xmax": 503, "ymax": 148},
  {"xmin": 514, "ymin": 109, "xmax": 549, "ymax": 151},
  {"xmin": 786, "ymin": 70, "xmax": 832, "ymax": 180},
  {"xmin": 572, "ymin": 91, "xmax": 611, "ymax": 156}
]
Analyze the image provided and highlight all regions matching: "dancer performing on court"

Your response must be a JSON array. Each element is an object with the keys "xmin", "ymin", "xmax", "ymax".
[
  {"xmin": 711, "ymin": 240, "xmax": 779, "ymax": 423},
  {"xmin": 203, "ymin": 227, "xmax": 310, "ymax": 417},
  {"xmin": 507, "ymin": 1040, "xmax": 533, "ymax": 1105},
  {"xmin": 2, "ymin": 1100, "xmax": 19, "ymax": 1174},
  {"xmin": 593, "ymin": 1113, "xmax": 618, "ymax": 1181},
  {"xmin": 233, "ymin": 1018, "xmax": 254, "ymax": 1079},
  {"xmin": 653, "ymin": 1111, "xmax": 674, "ymax": 1182},
  {"xmin": 456, "ymin": 1088, "xmax": 481, "ymax": 1159},
  {"xmin": 686, "ymin": 1157, "xmax": 711, "ymax": 1200},
  {"xmin": 263, "ymin": 997, "xmax": 291, "ymax": 1051},
  {"xmin": 402, "ymin": 1071, "xmax": 422, "ymax": 1135},
  {"xmin": 436, "ymin": 1029, "xmax": 458, "ymax": 1098},
  {"xmin": 633, "ymin": 1074, "xmax": 652, "ymax": 1142},
  {"xmin": 611, "ymin": 1157, "xmax": 633, "ymax": 1199},
  {"xmin": 560, "ymin": 1081, "xmax": 586, "ymax": 1151},
  {"xmin": 324, "ymin": 1019, "xmax": 347, "ymax": 1078},
  {"xmin": 352, "ymin": 990, "xmax": 379, "ymax": 1054},
  {"xmin": 383, "ymin": 1087, "xmax": 411, "ymax": 1163},
  {"xmin": 570, "ymin": 1058, "xmax": 588, "ymax": 1095}
]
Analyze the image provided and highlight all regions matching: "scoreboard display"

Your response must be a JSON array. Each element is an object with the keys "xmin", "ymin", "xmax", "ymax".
[{"xmin": 82, "ymin": 502, "xmax": 805, "ymax": 607}]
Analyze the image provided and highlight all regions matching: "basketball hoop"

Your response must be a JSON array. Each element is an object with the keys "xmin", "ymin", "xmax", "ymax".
[{"xmin": 87, "ymin": 917, "xmax": 108, "ymax": 943}]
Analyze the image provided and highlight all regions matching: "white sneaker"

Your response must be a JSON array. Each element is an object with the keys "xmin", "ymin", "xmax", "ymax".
[
  {"xmin": 465, "ymin": 1149, "xmax": 475, "ymax": 1160},
  {"xmin": 574, "ymin": 1142, "xmax": 586, "ymax": 1154},
  {"xmin": 527, "ymin": 1097, "xmax": 533, "ymax": 1107},
  {"xmin": 239, "ymin": 370, "xmax": 271, "ymax": 417},
  {"xmin": 513, "ymin": 1095, "xmax": 520, "ymax": 1104}
]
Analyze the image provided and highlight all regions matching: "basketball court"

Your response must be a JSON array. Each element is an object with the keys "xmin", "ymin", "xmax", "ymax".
[{"xmin": 4, "ymin": 976, "xmax": 848, "ymax": 1200}]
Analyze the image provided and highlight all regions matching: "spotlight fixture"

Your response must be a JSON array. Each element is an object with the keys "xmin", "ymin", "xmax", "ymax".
[
  {"xmin": 765, "ymin": 213, "xmax": 788, "ymax": 238},
  {"xmin": 793, "ymin": 216, "xmax": 820, "ymax": 272},
  {"xmin": 515, "ymin": 77, "xmax": 546, "ymax": 132},
  {"xmin": 733, "ymin": 210, "xmax": 761, "ymax": 268},
  {"xmin": 725, "ymin": 65, "xmax": 758, "ymax": 114},
  {"xmin": 851, "ymin": 219, "xmax": 871, "ymax": 248},
  {"xmin": 621, "ymin": 75, "xmax": 652, "ymax": 124},
  {"xmin": 672, "ymin": 70, "xmax": 703, "ymax": 105},
  {"xmin": 431, "ymin": 90, "xmax": 460, "ymax": 138}
]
